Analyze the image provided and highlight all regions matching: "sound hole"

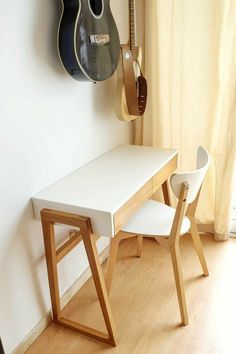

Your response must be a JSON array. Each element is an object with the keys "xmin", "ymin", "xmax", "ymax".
[{"xmin": 89, "ymin": 0, "xmax": 103, "ymax": 17}]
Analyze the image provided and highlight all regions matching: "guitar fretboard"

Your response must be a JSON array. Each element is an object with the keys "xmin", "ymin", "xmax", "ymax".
[{"xmin": 129, "ymin": 0, "xmax": 136, "ymax": 56}]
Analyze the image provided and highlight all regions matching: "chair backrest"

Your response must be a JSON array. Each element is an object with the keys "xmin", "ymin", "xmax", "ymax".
[{"xmin": 170, "ymin": 146, "xmax": 210, "ymax": 204}]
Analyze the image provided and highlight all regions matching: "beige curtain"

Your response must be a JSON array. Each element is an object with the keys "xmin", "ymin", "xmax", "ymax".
[{"xmin": 137, "ymin": 0, "xmax": 236, "ymax": 241}]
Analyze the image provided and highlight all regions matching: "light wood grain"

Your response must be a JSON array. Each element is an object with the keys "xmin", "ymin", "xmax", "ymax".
[
  {"xmin": 56, "ymin": 231, "xmax": 100, "ymax": 263},
  {"xmin": 41, "ymin": 209, "xmax": 91, "ymax": 229},
  {"xmin": 26, "ymin": 235, "xmax": 236, "ymax": 354},
  {"xmin": 189, "ymin": 220, "xmax": 209, "ymax": 276},
  {"xmin": 115, "ymin": 0, "xmax": 143, "ymax": 122},
  {"xmin": 81, "ymin": 228, "xmax": 118, "ymax": 346},
  {"xmin": 136, "ymin": 236, "xmax": 143, "ymax": 257},
  {"xmin": 113, "ymin": 155, "xmax": 177, "ymax": 235},
  {"xmin": 187, "ymin": 189, "xmax": 209, "ymax": 276},
  {"xmin": 40, "ymin": 209, "xmax": 117, "ymax": 346},
  {"xmin": 115, "ymin": 46, "xmax": 143, "ymax": 121},
  {"xmin": 162, "ymin": 180, "xmax": 171, "ymax": 206},
  {"xmin": 33, "ymin": 146, "xmax": 177, "ymax": 237},
  {"xmin": 56, "ymin": 318, "xmax": 110, "ymax": 343},
  {"xmin": 114, "ymin": 180, "xmax": 152, "ymax": 234},
  {"xmin": 106, "ymin": 232, "xmax": 137, "ymax": 295},
  {"xmin": 106, "ymin": 235, "xmax": 122, "ymax": 295},
  {"xmin": 109, "ymin": 156, "xmax": 177, "ymax": 294},
  {"xmin": 41, "ymin": 218, "xmax": 61, "ymax": 321},
  {"xmin": 169, "ymin": 183, "xmax": 189, "ymax": 325},
  {"xmin": 115, "ymin": 180, "xmax": 206, "ymax": 326},
  {"xmin": 56, "ymin": 231, "xmax": 83, "ymax": 263},
  {"xmin": 152, "ymin": 155, "xmax": 178, "ymax": 193}
]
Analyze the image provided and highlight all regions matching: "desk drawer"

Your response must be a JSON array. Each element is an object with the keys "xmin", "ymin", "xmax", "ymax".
[
  {"xmin": 152, "ymin": 155, "xmax": 177, "ymax": 193},
  {"xmin": 114, "ymin": 180, "xmax": 153, "ymax": 234},
  {"xmin": 113, "ymin": 154, "xmax": 177, "ymax": 235}
]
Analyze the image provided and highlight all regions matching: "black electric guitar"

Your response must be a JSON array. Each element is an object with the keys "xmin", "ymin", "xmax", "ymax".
[{"xmin": 58, "ymin": 0, "xmax": 120, "ymax": 82}]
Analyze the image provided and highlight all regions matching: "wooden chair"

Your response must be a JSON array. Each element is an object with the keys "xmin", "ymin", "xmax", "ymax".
[{"xmin": 106, "ymin": 146, "xmax": 210, "ymax": 325}]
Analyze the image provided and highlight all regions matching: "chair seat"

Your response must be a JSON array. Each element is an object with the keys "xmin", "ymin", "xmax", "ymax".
[{"xmin": 122, "ymin": 199, "xmax": 191, "ymax": 237}]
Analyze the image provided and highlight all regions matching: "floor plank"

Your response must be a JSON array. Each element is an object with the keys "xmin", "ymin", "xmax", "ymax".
[{"xmin": 26, "ymin": 234, "xmax": 236, "ymax": 354}]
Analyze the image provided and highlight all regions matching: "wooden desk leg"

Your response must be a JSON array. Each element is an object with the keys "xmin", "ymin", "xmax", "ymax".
[
  {"xmin": 106, "ymin": 234, "xmax": 122, "ymax": 295},
  {"xmin": 155, "ymin": 181, "xmax": 170, "ymax": 246},
  {"xmin": 42, "ymin": 219, "xmax": 61, "ymax": 321},
  {"xmin": 41, "ymin": 209, "xmax": 118, "ymax": 346},
  {"xmin": 162, "ymin": 180, "xmax": 171, "ymax": 206},
  {"xmin": 106, "ymin": 232, "xmax": 141, "ymax": 295},
  {"xmin": 137, "ymin": 236, "xmax": 143, "ymax": 258},
  {"xmin": 82, "ymin": 230, "xmax": 118, "ymax": 345}
]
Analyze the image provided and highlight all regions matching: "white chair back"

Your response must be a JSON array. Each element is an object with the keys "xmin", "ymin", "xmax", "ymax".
[{"xmin": 170, "ymin": 146, "xmax": 210, "ymax": 204}]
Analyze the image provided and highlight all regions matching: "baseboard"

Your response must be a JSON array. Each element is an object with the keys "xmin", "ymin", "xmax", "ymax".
[
  {"xmin": 197, "ymin": 223, "xmax": 214, "ymax": 234},
  {"xmin": 13, "ymin": 245, "xmax": 109, "ymax": 354},
  {"xmin": 229, "ymin": 232, "xmax": 236, "ymax": 238}
]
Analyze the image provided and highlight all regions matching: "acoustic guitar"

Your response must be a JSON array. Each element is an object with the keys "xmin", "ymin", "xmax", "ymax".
[
  {"xmin": 58, "ymin": 0, "xmax": 120, "ymax": 82},
  {"xmin": 115, "ymin": 0, "xmax": 147, "ymax": 121}
]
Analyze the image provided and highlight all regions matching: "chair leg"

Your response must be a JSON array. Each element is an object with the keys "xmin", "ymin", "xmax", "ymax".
[
  {"xmin": 170, "ymin": 244, "xmax": 189, "ymax": 325},
  {"xmin": 162, "ymin": 180, "xmax": 171, "ymax": 206},
  {"xmin": 137, "ymin": 236, "xmax": 143, "ymax": 258},
  {"xmin": 106, "ymin": 236, "xmax": 121, "ymax": 295},
  {"xmin": 190, "ymin": 221, "xmax": 209, "ymax": 276}
]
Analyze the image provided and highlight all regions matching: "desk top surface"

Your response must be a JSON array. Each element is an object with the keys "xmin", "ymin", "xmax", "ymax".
[{"xmin": 32, "ymin": 145, "xmax": 177, "ymax": 236}]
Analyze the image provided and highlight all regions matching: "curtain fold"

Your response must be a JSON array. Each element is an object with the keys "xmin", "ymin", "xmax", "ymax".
[{"xmin": 138, "ymin": 0, "xmax": 236, "ymax": 241}]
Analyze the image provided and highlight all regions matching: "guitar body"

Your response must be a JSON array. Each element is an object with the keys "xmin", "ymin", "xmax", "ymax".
[
  {"xmin": 115, "ymin": 45, "xmax": 143, "ymax": 121},
  {"xmin": 58, "ymin": 0, "xmax": 120, "ymax": 81}
]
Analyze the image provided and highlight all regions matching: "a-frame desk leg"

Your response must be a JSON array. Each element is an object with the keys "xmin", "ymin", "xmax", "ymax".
[{"xmin": 41, "ymin": 209, "xmax": 118, "ymax": 346}]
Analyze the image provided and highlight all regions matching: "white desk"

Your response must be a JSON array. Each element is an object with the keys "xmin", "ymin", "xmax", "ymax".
[
  {"xmin": 33, "ymin": 145, "xmax": 177, "ymax": 237},
  {"xmin": 32, "ymin": 144, "xmax": 177, "ymax": 346}
]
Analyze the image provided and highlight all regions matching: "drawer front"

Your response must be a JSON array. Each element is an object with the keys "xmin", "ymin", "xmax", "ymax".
[
  {"xmin": 114, "ymin": 180, "xmax": 153, "ymax": 234},
  {"xmin": 113, "ymin": 155, "xmax": 177, "ymax": 235},
  {"xmin": 152, "ymin": 155, "xmax": 177, "ymax": 194}
]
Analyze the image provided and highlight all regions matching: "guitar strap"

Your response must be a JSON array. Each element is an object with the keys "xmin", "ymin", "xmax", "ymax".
[{"xmin": 121, "ymin": 45, "xmax": 141, "ymax": 116}]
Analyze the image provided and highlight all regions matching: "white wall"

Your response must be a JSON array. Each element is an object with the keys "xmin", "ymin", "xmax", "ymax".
[{"xmin": 0, "ymin": 1, "xmax": 131, "ymax": 352}]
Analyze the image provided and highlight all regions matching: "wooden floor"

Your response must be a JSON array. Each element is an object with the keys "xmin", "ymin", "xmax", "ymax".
[{"xmin": 26, "ymin": 234, "xmax": 236, "ymax": 354}]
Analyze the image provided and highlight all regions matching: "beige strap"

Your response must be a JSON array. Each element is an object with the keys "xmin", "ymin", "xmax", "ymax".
[{"xmin": 121, "ymin": 45, "xmax": 141, "ymax": 116}]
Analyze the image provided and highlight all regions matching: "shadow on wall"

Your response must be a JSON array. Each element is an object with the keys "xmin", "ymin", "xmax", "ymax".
[
  {"xmin": 0, "ymin": 194, "xmax": 91, "ymax": 353},
  {"xmin": 0, "ymin": 202, "xmax": 49, "ymax": 346},
  {"xmin": 32, "ymin": 0, "xmax": 64, "ymax": 76},
  {"xmin": 92, "ymin": 75, "xmax": 118, "ymax": 119},
  {"xmin": 0, "ymin": 337, "xmax": 5, "ymax": 354},
  {"xmin": 32, "ymin": 0, "xmax": 119, "ymax": 120}
]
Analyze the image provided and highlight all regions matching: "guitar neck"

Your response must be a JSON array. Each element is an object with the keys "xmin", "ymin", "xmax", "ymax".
[{"xmin": 129, "ymin": 0, "xmax": 136, "ymax": 57}]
